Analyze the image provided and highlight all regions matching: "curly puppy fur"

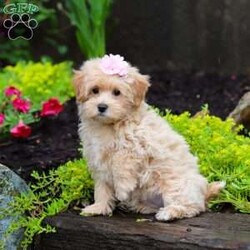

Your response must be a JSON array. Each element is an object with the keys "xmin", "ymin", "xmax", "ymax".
[{"xmin": 73, "ymin": 58, "xmax": 225, "ymax": 221}]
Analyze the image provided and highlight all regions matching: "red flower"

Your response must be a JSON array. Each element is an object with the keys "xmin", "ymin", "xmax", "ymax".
[
  {"xmin": 12, "ymin": 97, "xmax": 31, "ymax": 113},
  {"xmin": 4, "ymin": 86, "xmax": 21, "ymax": 97},
  {"xmin": 0, "ymin": 113, "xmax": 5, "ymax": 125},
  {"xmin": 41, "ymin": 98, "xmax": 63, "ymax": 117},
  {"xmin": 10, "ymin": 121, "xmax": 31, "ymax": 138}
]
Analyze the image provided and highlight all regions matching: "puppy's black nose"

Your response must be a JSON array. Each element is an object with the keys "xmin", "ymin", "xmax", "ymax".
[{"xmin": 98, "ymin": 103, "xmax": 108, "ymax": 113}]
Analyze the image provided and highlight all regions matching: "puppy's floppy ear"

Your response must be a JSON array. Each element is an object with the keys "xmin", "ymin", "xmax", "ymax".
[
  {"xmin": 131, "ymin": 73, "xmax": 150, "ymax": 107},
  {"xmin": 72, "ymin": 70, "xmax": 86, "ymax": 102}
]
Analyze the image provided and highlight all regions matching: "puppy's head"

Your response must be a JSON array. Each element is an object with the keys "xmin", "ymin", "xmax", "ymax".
[{"xmin": 73, "ymin": 56, "xmax": 150, "ymax": 124}]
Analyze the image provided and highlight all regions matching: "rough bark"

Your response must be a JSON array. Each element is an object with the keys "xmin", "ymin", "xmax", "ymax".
[{"xmin": 34, "ymin": 212, "xmax": 250, "ymax": 250}]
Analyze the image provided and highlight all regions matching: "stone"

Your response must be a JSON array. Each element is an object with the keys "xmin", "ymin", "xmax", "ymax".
[
  {"xmin": 0, "ymin": 163, "xmax": 29, "ymax": 250},
  {"xmin": 228, "ymin": 92, "xmax": 250, "ymax": 129}
]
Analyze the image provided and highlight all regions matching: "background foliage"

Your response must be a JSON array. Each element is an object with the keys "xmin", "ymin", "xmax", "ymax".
[
  {"xmin": 0, "ymin": 0, "xmax": 66, "ymax": 66},
  {"xmin": 64, "ymin": 0, "xmax": 113, "ymax": 58},
  {"xmin": 0, "ymin": 0, "xmax": 113, "ymax": 67}
]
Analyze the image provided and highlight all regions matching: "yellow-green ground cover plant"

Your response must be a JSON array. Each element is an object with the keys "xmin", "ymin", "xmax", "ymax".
[
  {"xmin": 0, "ymin": 61, "xmax": 74, "ymax": 111},
  {"xmin": 0, "ymin": 108, "xmax": 249, "ymax": 249},
  {"xmin": 165, "ymin": 107, "xmax": 250, "ymax": 213},
  {"xmin": 0, "ymin": 159, "xmax": 93, "ymax": 249}
]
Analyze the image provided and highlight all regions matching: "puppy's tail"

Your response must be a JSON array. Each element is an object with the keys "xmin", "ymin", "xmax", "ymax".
[{"xmin": 205, "ymin": 181, "xmax": 226, "ymax": 202}]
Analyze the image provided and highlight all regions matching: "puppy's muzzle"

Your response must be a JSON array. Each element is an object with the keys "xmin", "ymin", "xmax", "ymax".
[{"xmin": 98, "ymin": 103, "xmax": 108, "ymax": 114}]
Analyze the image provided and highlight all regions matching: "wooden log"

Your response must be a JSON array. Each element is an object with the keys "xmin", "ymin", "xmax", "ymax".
[{"xmin": 34, "ymin": 212, "xmax": 250, "ymax": 250}]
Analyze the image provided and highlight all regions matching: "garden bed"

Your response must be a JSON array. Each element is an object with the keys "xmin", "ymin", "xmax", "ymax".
[
  {"xmin": 0, "ymin": 99, "xmax": 80, "ymax": 182},
  {"xmin": 1, "ymin": 71, "xmax": 249, "ymax": 182},
  {"xmin": 1, "ymin": 71, "xmax": 250, "ymax": 249}
]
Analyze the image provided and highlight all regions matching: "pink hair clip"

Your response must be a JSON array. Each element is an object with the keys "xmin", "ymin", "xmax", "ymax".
[{"xmin": 100, "ymin": 54, "xmax": 128, "ymax": 77}]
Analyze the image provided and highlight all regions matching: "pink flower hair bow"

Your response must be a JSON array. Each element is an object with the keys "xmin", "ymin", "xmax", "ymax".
[{"xmin": 100, "ymin": 54, "xmax": 128, "ymax": 77}]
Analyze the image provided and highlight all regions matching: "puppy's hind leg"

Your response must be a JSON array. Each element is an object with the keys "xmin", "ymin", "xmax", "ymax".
[{"xmin": 155, "ymin": 177, "xmax": 207, "ymax": 221}]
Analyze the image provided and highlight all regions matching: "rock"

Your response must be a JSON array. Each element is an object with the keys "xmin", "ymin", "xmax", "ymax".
[
  {"xmin": 0, "ymin": 164, "xmax": 29, "ymax": 250},
  {"xmin": 228, "ymin": 92, "xmax": 250, "ymax": 129}
]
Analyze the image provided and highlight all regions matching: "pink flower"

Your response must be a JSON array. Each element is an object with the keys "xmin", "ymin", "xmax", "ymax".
[
  {"xmin": 0, "ymin": 113, "xmax": 5, "ymax": 125},
  {"xmin": 231, "ymin": 74, "xmax": 237, "ymax": 81},
  {"xmin": 4, "ymin": 86, "xmax": 21, "ymax": 97},
  {"xmin": 41, "ymin": 98, "xmax": 63, "ymax": 117},
  {"xmin": 100, "ymin": 54, "xmax": 128, "ymax": 77},
  {"xmin": 10, "ymin": 121, "xmax": 31, "ymax": 138},
  {"xmin": 12, "ymin": 97, "xmax": 31, "ymax": 113}
]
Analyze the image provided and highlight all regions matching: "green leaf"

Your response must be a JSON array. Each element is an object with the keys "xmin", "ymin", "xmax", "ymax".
[{"xmin": 65, "ymin": 0, "xmax": 112, "ymax": 58}]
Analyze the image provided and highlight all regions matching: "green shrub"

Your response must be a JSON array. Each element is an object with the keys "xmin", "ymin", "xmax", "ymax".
[
  {"xmin": 0, "ymin": 61, "xmax": 74, "ymax": 110},
  {"xmin": 165, "ymin": 108, "xmax": 250, "ymax": 213}
]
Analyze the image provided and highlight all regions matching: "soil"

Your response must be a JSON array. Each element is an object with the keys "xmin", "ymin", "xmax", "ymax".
[
  {"xmin": 0, "ymin": 99, "xmax": 80, "ymax": 182},
  {"xmin": 0, "ymin": 71, "xmax": 249, "ymax": 182}
]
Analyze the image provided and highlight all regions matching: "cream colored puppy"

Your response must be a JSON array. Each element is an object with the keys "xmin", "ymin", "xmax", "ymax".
[{"xmin": 73, "ymin": 54, "xmax": 224, "ymax": 221}]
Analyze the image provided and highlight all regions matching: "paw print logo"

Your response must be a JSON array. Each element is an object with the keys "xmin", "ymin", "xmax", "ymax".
[{"xmin": 3, "ymin": 14, "xmax": 38, "ymax": 40}]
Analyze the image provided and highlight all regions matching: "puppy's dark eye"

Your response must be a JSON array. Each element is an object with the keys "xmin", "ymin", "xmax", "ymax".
[
  {"xmin": 113, "ymin": 89, "xmax": 121, "ymax": 96},
  {"xmin": 92, "ymin": 87, "xmax": 99, "ymax": 94}
]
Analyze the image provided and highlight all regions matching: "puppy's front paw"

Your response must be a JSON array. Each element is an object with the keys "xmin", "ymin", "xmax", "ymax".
[{"xmin": 80, "ymin": 203, "xmax": 112, "ymax": 216}]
